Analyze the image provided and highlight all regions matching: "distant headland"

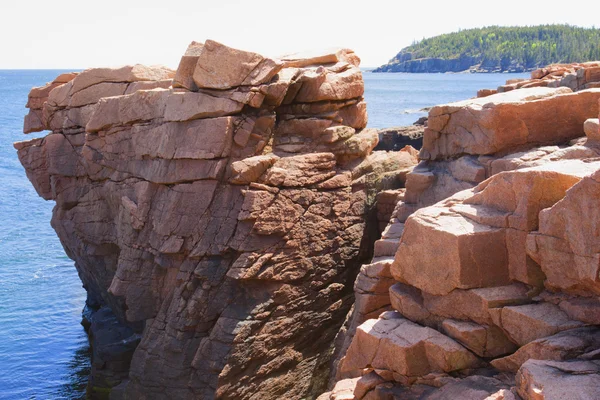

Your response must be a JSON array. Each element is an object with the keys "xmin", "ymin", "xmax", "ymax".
[{"xmin": 374, "ymin": 24, "xmax": 600, "ymax": 73}]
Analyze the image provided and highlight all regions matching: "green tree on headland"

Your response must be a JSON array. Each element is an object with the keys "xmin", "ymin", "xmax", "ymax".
[{"xmin": 375, "ymin": 25, "xmax": 600, "ymax": 73}]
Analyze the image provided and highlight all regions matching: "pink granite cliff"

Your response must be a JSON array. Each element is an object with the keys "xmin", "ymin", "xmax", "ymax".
[
  {"xmin": 16, "ymin": 43, "xmax": 600, "ymax": 400},
  {"xmin": 15, "ymin": 40, "xmax": 417, "ymax": 399}
]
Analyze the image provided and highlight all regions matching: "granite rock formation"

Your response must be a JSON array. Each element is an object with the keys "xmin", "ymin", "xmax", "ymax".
[
  {"xmin": 16, "ymin": 40, "xmax": 600, "ymax": 400},
  {"xmin": 477, "ymin": 62, "xmax": 600, "ymax": 97},
  {"xmin": 323, "ymin": 86, "xmax": 600, "ymax": 399},
  {"xmin": 15, "ymin": 41, "xmax": 418, "ymax": 399}
]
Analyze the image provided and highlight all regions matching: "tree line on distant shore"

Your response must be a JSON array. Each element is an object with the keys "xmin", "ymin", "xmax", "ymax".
[{"xmin": 386, "ymin": 25, "xmax": 600, "ymax": 70}]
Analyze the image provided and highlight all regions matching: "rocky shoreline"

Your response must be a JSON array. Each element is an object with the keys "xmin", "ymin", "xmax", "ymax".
[
  {"xmin": 372, "ymin": 53, "xmax": 534, "ymax": 74},
  {"xmin": 14, "ymin": 42, "xmax": 600, "ymax": 399}
]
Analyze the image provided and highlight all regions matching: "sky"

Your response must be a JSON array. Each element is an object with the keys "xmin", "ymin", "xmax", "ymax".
[{"xmin": 1, "ymin": 0, "xmax": 598, "ymax": 69}]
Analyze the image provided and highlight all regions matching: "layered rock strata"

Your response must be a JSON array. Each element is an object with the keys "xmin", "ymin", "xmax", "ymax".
[
  {"xmin": 478, "ymin": 62, "xmax": 600, "ymax": 97},
  {"xmin": 324, "ymin": 89, "xmax": 600, "ymax": 399},
  {"xmin": 16, "ymin": 41, "xmax": 417, "ymax": 399}
]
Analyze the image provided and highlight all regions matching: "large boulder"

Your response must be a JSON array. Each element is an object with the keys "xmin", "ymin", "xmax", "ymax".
[
  {"xmin": 392, "ymin": 160, "xmax": 600, "ymax": 295},
  {"xmin": 391, "ymin": 194, "xmax": 510, "ymax": 296},
  {"xmin": 339, "ymin": 312, "xmax": 480, "ymax": 379},
  {"xmin": 192, "ymin": 40, "xmax": 283, "ymax": 89},
  {"xmin": 528, "ymin": 169, "xmax": 600, "ymax": 295},
  {"xmin": 421, "ymin": 87, "xmax": 600, "ymax": 160}
]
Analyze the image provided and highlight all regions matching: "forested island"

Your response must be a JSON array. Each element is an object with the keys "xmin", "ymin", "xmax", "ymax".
[{"xmin": 374, "ymin": 25, "xmax": 600, "ymax": 73}]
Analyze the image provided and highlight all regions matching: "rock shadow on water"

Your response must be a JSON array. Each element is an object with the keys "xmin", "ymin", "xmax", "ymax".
[{"xmin": 53, "ymin": 336, "xmax": 91, "ymax": 400}]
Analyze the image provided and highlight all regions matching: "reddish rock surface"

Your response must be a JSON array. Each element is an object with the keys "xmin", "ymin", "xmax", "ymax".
[
  {"xmin": 16, "ymin": 46, "xmax": 600, "ymax": 399},
  {"xmin": 15, "ymin": 42, "xmax": 418, "ymax": 399},
  {"xmin": 326, "ymin": 75, "xmax": 600, "ymax": 400},
  {"xmin": 475, "ymin": 62, "xmax": 600, "ymax": 96},
  {"xmin": 422, "ymin": 87, "xmax": 600, "ymax": 160}
]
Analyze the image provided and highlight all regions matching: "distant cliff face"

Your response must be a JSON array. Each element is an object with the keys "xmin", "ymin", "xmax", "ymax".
[
  {"xmin": 372, "ymin": 52, "xmax": 528, "ymax": 73},
  {"xmin": 373, "ymin": 53, "xmax": 480, "ymax": 73},
  {"xmin": 15, "ymin": 41, "xmax": 418, "ymax": 399}
]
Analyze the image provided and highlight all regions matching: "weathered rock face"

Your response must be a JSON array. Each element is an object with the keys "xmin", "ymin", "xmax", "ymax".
[
  {"xmin": 422, "ymin": 87, "xmax": 600, "ymax": 161},
  {"xmin": 373, "ymin": 54, "xmax": 479, "ymax": 73},
  {"xmin": 528, "ymin": 168, "xmax": 600, "ymax": 296},
  {"xmin": 516, "ymin": 359, "xmax": 600, "ymax": 400},
  {"xmin": 323, "ymin": 89, "xmax": 600, "ymax": 399},
  {"xmin": 476, "ymin": 61, "xmax": 600, "ymax": 96},
  {"xmin": 394, "ymin": 160, "xmax": 600, "ymax": 295},
  {"xmin": 15, "ymin": 41, "xmax": 418, "ymax": 399}
]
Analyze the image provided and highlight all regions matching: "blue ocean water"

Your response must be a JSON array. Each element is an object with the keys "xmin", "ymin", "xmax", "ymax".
[
  {"xmin": 363, "ymin": 71, "xmax": 529, "ymax": 128},
  {"xmin": 0, "ymin": 70, "xmax": 528, "ymax": 399},
  {"xmin": 0, "ymin": 70, "xmax": 90, "ymax": 400}
]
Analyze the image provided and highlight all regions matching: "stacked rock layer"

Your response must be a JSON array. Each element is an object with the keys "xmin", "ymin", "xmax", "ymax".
[
  {"xmin": 477, "ymin": 62, "xmax": 600, "ymax": 97},
  {"xmin": 15, "ymin": 41, "xmax": 420, "ymax": 399},
  {"xmin": 326, "ymin": 86, "xmax": 600, "ymax": 399}
]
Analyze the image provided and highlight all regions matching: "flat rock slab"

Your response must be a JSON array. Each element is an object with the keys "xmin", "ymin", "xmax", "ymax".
[
  {"xmin": 490, "ymin": 302, "xmax": 583, "ymax": 346},
  {"xmin": 192, "ymin": 40, "xmax": 283, "ymax": 89},
  {"xmin": 70, "ymin": 64, "xmax": 174, "ymax": 94},
  {"xmin": 421, "ymin": 87, "xmax": 600, "ymax": 160},
  {"xmin": 516, "ymin": 359, "xmax": 600, "ymax": 400},
  {"xmin": 492, "ymin": 326, "xmax": 600, "ymax": 372},
  {"xmin": 280, "ymin": 48, "xmax": 360, "ymax": 68},
  {"xmin": 441, "ymin": 319, "xmax": 516, "ymax": 358},
  {"xmin": 340, "ymin": 312, "xmax": 480, "ymax": 378}
]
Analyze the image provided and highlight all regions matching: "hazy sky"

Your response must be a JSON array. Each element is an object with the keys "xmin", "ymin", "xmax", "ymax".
[{"xmin": 2, "ymin": 0, "xmax": 597, "ymax": 69}]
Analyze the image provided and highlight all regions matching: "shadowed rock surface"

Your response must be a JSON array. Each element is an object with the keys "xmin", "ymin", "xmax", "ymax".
[{"xmin": 374, "ymin": 125, "xmax": 424, "ymax": 152}]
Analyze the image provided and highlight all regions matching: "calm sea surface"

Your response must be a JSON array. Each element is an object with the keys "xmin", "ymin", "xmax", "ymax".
[
  {"xmin": 0, "ymin": 70, "xmax": 528, "ymax": 399},
  {"xmin": 363, "ymin": 71, "xmax": 528, "ymax": 128}
]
